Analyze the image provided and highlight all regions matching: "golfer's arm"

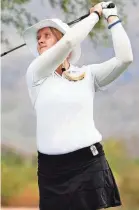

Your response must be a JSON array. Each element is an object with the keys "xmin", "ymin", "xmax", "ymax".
[
  {"xmin": 27, "ymin": 13, "xmax": 99, "ymax": 84},
  {"xmin": 89, "ymin": 20, "xmax": 133, "ymax": 89}
]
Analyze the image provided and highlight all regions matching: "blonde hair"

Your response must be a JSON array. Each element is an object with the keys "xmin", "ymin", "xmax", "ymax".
[
  {"xmin": 50, "ymin": 27, "xmax": 85, "ymax": 81},
  {"xmin": 50, "ymin": 27, "xmax": 63, "ymax": 41}
]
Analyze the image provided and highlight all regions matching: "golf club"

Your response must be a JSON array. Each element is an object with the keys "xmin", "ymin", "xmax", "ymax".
[{"xmin": 1, "ymin": 2, "xmax": 115, "ymax": 57}]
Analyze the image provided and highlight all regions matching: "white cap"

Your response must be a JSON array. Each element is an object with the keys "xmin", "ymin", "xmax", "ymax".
[{"xmin": 23, "ymin": 18, "xmax": 81, "ymax": 64}]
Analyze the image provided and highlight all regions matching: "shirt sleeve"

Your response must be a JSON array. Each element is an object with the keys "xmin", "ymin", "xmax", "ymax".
[
  {"xmin": 27, "ymin": 13, "xmax": 99, "ymax": 85},
  {"xmin": 87, "ymin": 19, "xmax": 133, "ymax": 91}
]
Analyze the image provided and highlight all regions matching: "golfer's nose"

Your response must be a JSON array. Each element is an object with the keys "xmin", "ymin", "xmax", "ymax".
[{"xmin": 38, "ymin": 36, "xmax": 45, "ymax": 44}]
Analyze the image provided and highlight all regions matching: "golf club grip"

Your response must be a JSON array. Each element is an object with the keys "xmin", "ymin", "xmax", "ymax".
[
  {"xmin": 68, "ymin": 2, "xmax": 115, "ymax": 25},
  {"xmin": 68, "ymin": 13, "xmax": 90, "ymax": 25}
]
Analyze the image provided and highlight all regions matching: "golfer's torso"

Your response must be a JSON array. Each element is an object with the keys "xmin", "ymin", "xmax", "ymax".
[{"xmin": 34, "ymin": 65, "xmax": 102, "ymax": 154}]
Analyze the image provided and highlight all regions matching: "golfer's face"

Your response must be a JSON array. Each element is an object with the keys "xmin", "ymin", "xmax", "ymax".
[{"xmin": 37, "ymin": 27, "xmax": 58, "ymax": 54}]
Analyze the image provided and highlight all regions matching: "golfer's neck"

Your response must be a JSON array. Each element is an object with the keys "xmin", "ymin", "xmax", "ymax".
[{"xmin": 56, "ymin": 60, "xmax": 70, "ymax": 76}]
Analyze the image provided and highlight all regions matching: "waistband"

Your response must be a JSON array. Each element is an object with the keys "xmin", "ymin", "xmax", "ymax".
[{"xmin": 38, "ymin": 142, "xmax": 104, "ymax": 166}]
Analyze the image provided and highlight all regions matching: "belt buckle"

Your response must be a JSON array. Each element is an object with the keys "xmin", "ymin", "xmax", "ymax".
[{"xmin": 90, "ymin": 145, "xmax": 99, "ymax": 156}]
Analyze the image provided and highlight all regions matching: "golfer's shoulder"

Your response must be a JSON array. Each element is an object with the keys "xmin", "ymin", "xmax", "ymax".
[
  {"xmin": 73, "ymin": 64, "xmax": 97, "ymax": 76},
  {"xmin": 26, "ymin": 60, "xmax": 38, "ymax": 86},
  {"xmin": 26, "ymin": 56, "xmax": 39, "ymax": 81},
  {"xmin": 26, "ymin": 63, "xmax": 32, "ymax": 82},
  {"xmin": 71, "ymin": 64, "xmax": 89, "ymax": 73}
]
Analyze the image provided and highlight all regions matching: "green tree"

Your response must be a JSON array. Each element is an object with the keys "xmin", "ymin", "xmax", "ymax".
[
  {"xmin": 1, "ymin": 0, "xmax": 38, "ymax": 46},
  {"xmin": 1, "ymin": 0, "xmax": 138, "ymax": 47}
]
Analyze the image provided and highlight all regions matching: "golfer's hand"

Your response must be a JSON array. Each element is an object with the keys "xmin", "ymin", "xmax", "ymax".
[
  {"xmin": 102, "ymin": 1, "xmax": 118, "ymax": 22},
  {"xmin": 90, "ymin": 3, "xmax": 103, "ymax": 18}
]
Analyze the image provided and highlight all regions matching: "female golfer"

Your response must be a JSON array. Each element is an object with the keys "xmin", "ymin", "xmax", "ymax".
[{"xmin": 24, "ymin": 1, "xmax": 133, "ymax": 209}]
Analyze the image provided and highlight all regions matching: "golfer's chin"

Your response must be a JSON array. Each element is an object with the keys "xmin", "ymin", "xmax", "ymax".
[{"xmin": 39, "ymin": 47, "xmax": 48, "ymax": 54}]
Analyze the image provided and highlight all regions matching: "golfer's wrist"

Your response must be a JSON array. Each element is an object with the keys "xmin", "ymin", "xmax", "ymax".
[
  {"xmin": 108, "ymin": 17, "xmax": 122, "ymax": 30},
  {"xmin": 93, "ymin": 11, "xmax": 101, "ymax": 20},
  {"xmin": 107, "ymin": 16, "xmax": 119, "ymax": 24}
]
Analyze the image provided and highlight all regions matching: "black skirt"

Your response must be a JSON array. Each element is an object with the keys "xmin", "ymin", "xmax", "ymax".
[{"xmin": 37, "ymin": 142, "xmax": 122, "ymax": 210}]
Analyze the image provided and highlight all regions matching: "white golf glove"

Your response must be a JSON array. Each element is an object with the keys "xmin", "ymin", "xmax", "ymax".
[{"xmin": 101, "ymin": 1, "xmax": 118, "ymax": 20}]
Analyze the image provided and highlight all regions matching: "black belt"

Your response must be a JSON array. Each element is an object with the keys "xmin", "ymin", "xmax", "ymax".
[{"xmin": 37, "ymin": 142, "xmax": 104, "ymax": 167}]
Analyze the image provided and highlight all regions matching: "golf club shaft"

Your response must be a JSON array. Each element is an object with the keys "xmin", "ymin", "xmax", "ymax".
[{"xmin": 1, "ymin": 3, "xmax": 115, "ymax": 57}]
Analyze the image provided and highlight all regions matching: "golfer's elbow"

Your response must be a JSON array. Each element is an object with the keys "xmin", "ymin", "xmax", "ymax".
[
  {"xmin": 124, "ymin": 54, "xmax": 133, "ymax": 65},
  {"xmin": 64, "ymin": 32, "xmax": 76, "ymax": 49},
  {"xmin": 64, "ymin": 38, "xmax": 75, "ymax": 49},
  {"xmin": 120, "ymin": 51, "xmax": 133, "ymax": 67},
  {"xmin": 125, "ymin": 42, "xmax": 133, "ymax": 63}
]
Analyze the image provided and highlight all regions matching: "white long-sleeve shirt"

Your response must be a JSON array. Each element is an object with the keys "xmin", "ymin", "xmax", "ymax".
[{"xmin": 26, "ymin": 13, "xmax": 133, "ymax": 154}]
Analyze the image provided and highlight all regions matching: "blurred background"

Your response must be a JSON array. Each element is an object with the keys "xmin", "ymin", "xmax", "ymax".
[{"xmin": 1, "ymin": 0, "xmax": 139, "ymax": 209}]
